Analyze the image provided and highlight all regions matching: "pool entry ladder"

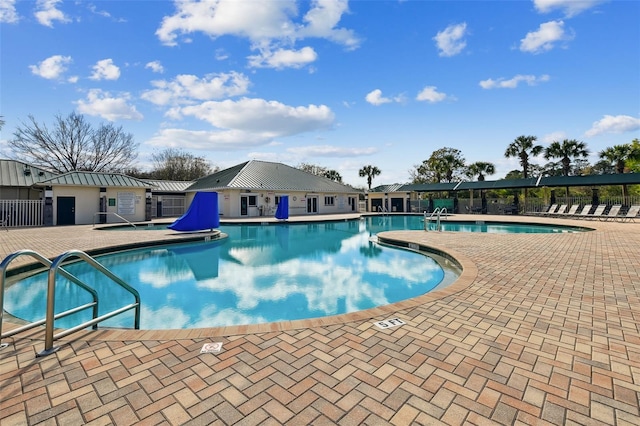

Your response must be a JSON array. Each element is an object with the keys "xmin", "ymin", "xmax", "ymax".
[
  {"xmin": 0, "ymin": 249, "xmax": 141, "ymax": 357},
  {"xmin": 424, "ymin": 207, "xmax": 448, "ymax": 231}
]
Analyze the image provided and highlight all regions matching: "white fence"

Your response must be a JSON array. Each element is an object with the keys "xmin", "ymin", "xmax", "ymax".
[{"xmin": 0, "ymin": 200, "xmax": 45, "ymax": 228}]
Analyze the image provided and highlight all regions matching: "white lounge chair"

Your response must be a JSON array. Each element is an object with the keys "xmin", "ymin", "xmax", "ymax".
[
  {"xmin": 600, "ymin": 205, "xmax": 622, "ymax": 221},
  {"xmin": 555, "ymin": 204, "xmax": 579, "ymax": 217},
  {"xmin": 536, "ymin": 204, "xmax": 558, "ymax": 216},
  {"xmin": 584, "ymin": 204, "xmax": 607, "ymax": 220},
  {"xmin": 617, "ymin": 205, "xmax": 639, "ymax": 222},
  {"xmin": 550, "ymin": 204, "xmax": 568, "ymax": 217},
  {"xmin": 570, "ymin": 204, "xmax": 592, "ymax": 219}
]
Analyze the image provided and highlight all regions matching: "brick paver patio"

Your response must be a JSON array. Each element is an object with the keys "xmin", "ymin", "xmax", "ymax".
[{"xmin": 1, "ymin": 215, "xmax": 638, "ymax": 425}]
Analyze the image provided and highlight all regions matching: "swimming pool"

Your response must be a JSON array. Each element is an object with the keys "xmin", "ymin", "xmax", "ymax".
[
  {"xmin": 101, "ymin": 215, "xmax": 588, "ymax": 234},
  {"xmin": 4, "ymin": 218, "xmax": 461, "ymax": 330}
]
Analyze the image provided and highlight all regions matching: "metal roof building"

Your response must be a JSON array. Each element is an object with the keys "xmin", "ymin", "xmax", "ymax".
[{"xmin": 187, "ymin": 160, "xmax": 360, "ymax": 194}]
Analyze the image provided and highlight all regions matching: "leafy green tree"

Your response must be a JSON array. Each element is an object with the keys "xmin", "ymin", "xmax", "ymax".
[
  {"xmin": 544, "ymin": 139, "xmax": 589, "ymax": 176},
  {"xmin": 431, "ymin": 147, "xmax": 465, "ymax": 182},
  {"xmin": 600, "ymin": 142, "xmax": 640, "ymax": 174},
  {"xmin": 465, "ymin": 161, "xmax": 496, "ymax": 208},
  {"xmin": 505, "ymin": 135, "xmax": 543, "ymax": 200},
  {"xmin": 544, "ymin": 139, "xmax": 589, "ymax": 197},
  {"xmin": 359, "ymin": 165, "xmax": 381, "ymax": 190},
  {"xmin": 599, "ymin": 141, "xmax": 640, "ymax": 202},
  {"xmin": 466, "ymin": 161, "xmax": 495, "ymax": 182},
  {"xmin": 505, "ymin": 135, "xmax": 543, "ymax": 179},
  {"xmin": 150, "ymin": 148, "xmax": 215, "ymax": 180},
  {"xmin": 297, "ymin": 163, "xmax": 342, "ymax": 183}
]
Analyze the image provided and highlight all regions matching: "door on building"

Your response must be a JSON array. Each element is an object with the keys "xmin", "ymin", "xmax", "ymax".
[
  {"xmin": 307, "ymin": 196, "xmax": 318, "ymax": 213},
  {"xmin": 240, "ymin": 196, "xmax": 248, "ymax": 216},
  {"xmin": 57, "ymin": 196, "xmax": 76, "ymax": 225},
  {"xmin": 348, "ymin": 197, "xmax": 357, "ymax": 212},
  {"xmin": 371, "ymin": 199, "xmax": 383, "ymax": 212},
  {"xmin": 390, "ymin": 198, "xmax": 404, "ymax": 212}
]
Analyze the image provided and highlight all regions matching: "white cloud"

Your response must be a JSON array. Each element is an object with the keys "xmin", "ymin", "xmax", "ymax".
[
  {"xmin": 365, "ymin": 89, "xmax": 392, "ymax": 106},
  {"xmin": 156, "ymin": 0, "xmax": 360, "ymax": 69},
  {"xmin": 287, "ymin": 145, "xmax": 378, "ymax": 157},
  {"xmin": 296, "ymin": 0, "xmax": 360, "ymax": 50},
  {"xmin": 520, "ymin": 20, "xmax": 573, "ymax": 54},
  {"xmin": 141, "ymin": 72, "xmax": 250, "ymax": 106},
  {"xmin": 433, "ymin": 22, "xmax": 467, "ymax": 57},
  {"xmin": 416, "ymin": 86, "xmax": 447, "ymax": 103},
  {"xmin": 75, "ymin": 89, "xmax": 143, "ymax": 121},
  {"xmin": 479, "ymin": 74, "xmax": 550, "ymax": 89},
  {"xmin": 584, "ymin": 115, "xmax": 640, "ymax": 137},
  {"xmin": 89, "ymin": 59, "xmax": 120, "ymax": 80},
  {"xmin": 541, "ymin": 131, "xmax": 567, "ymax": 144},
  {"xmin": 0, "ymin": 0, "xmax": 19, "ymax": 23},
  {"xmin": 29, "ymin": 55, "xmax": 72, "ymax": 80},
  {"xmin": 248, "ymin": 46, "xmax": 318, "ymax": 69},
  {"xmin": 533, "ymin": 0, "xmax": 606, "ymax": 17},
  {"xmin": 145, "ymin": 60, "xmax": 164, "ymax": 74},
  {"xmin": 146, "ymin": 128, "xmax": 273, "ymax": 151},
  {"xmin": 179, "ymin": 98, "xmax": 335, "ymax": 137},
  {"xmin": 35, "ymin": 0, "xmax": 69, "ymax": 27}
]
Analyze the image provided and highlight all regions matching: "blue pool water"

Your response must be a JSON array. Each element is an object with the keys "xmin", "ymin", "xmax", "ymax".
[
  {"xmin": 4, "ymin": 216, "xmax": 583, "ymax": 330},
  {"xmin": 5, "ymin": 217, "xmax": 454, "ymax": 330}
]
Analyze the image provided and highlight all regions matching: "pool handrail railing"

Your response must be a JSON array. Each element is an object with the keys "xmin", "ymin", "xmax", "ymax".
[
  {"xmin": 0, "ymin": 249, "xmax": 141, "ymax": 357},
  {"xmin": 93, "ymin": 212, "xmax": 137, "ymax": 228}
]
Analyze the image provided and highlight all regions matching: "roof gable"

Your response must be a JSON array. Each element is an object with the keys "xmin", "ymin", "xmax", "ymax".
[
  {"xmin": 37, "ymin": 171, "xmax": 153, "ymax": 188},
  {"xmin": 0, "ymin": 159, "xmax": 57, "ymax": 187},
  {"xmin": 188, "ymin": 160, "xmax": 360, "ymax": 193}
]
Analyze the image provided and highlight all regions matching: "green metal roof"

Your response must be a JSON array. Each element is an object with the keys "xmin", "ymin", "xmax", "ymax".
[
  {"xmin": 369, "ymin": 184, "xmax": 407, "ymax": 193},
  {"xmin": 143, "ymin": 179, "xmax": 193, "ymax": 192},
  {"xmin": 187, "ymin": 160, "xmax": 361, "ymax": 194},
  {"xmin": 37, "ymin": 171, "xmax": 153, "ymax": 188},
  {"xmin": 400, "ymin": 173, "xmax": 640, "ymax": 192},
  {"xmin": 0, "ymin": 159, "xmax": 57, "ymax": 187}
]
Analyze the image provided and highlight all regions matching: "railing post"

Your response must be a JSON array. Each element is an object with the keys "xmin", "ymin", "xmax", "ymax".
[{"xmin": 38, "ymin": 267, "xmax": 60, "ymax": 356}]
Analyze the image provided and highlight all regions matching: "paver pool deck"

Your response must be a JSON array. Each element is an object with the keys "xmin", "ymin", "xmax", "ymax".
[{"xmin": 1, "ymin": 214, "xmax": 638, "ymax": 425}]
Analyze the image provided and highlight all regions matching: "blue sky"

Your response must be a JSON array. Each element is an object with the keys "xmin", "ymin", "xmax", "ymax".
[{"xmin": 1, "ymin": 0, "xmax": 639, "ymax": 187}]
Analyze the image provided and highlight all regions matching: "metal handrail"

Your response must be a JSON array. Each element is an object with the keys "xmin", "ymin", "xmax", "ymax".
[
  {"xmin": 40, "ymin": 250, "xmax": 141, "ymax": 356},
  {"xmin": 0, "ymin": 249, "xmax": 141, "ymax": 357},
  {"xmin": 424, "ymin": 207, "xmax": 447, "ymax": 231},
  {"xmin": 1, "ymin": 250, "xmax": 99, "ymax": 345},
  {"xmin": 93, "ymin": 212, "xmax": 137, "ymax": 228}
]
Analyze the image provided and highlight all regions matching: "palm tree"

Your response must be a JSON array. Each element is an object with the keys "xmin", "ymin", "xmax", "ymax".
[
  {"xmin": 599, "ymin": 143, "xmax": 640, "ymax": 202},
  {"xmin": 359, "ymin": 165, "xmax": 381, "ymax": 190},
  {"xmin": 324, "ymin": 169, "xmax": 343, "ymax": 183},
  {"xmin": 466, "ymin": 161, "xmax": 496, "ymax": 182},
  {"xmin": 504, "ymin": 135, "xmax": 543, "ymax": 179},
  {"xmin": 466, "ymin": 161, "xmax": 496, "ymax": 212},
  {"xmin": 544, "ymin": 139, "xmax": 589, "ymax": 198},
  {"xmin": 505, "ymin": 135, "xmax": 543, "ymax": 201}
]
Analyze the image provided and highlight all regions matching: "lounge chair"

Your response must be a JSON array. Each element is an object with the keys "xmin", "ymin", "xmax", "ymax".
[
  {"xmin": 584, "ymin": 204, "xmax": 607, "ymax": 220},
  {"xmin": 617, "ymin": 205, "xmax": 639, "ymax": 223},
  {"xmin": 570, "ymin": 204, "xmax": 592, "ymax": 219},
  {"xmin": 550, "ymin": 204, "xmax": 568, "ymax": 217},
  {"xmin": 600, "ymin": 205, "xmax": 622, "ymax": 221},
  {"xmin": 555, "ymin": 204, "xmax": 579, "ymax": 217},
  {"xmin": 535, "ymin": 204, "xmax": 558, "ymax": 216}
]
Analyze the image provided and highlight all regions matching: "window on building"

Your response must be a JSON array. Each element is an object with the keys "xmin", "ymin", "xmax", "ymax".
[
  {"xmin": 248, "ymin": 195, "xmax": 257, "ymax": 206},
  {"xmin": 324, "ymin": 196, "xmax": 335, "ymax": 206}
]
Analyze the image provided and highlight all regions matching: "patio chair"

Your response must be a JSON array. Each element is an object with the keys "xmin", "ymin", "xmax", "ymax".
[
  {"xmin": 0, "ymin": 213, "xmax": 7, "ymax": 231},
  {"xmin": 570, "ymin": 204, "xmax": 592, "ymax": 219},
  {"xmin": 616, "ymin": 205, "xmax": 639, "ymax": 223},
  {"xmin": 535, "ymin": 204, "xmax": 558, "ymax": 216},
  {"xmin": 550, "ymin": 204, "xmax": 568, "ymax": 217},
  {"xmin": 555, "ymin": 204, "xmax": 579, "ymax": 218},
  {"xmin": 600, "ymin": 205, "xmax": 622, "ymax": 221},
  {"xmin": 584, "ymin": 204, "xmax": 607, "ymax": 220}
]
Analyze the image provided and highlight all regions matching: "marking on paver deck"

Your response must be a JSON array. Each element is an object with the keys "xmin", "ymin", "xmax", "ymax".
[
  {"xmin": 373, "ymin": 318, "xmax": 406, "ymax": 329},
  {"xmin": 200, "ymin": 342, "xmax": 223, "ymax": 353},
  {"xmin": 0, "ymin": 343, "xmax": 9, "ymax": 350},
  {"xmin": 408, "ymin": 243, "xmax": 420, "ymax": 250}
]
